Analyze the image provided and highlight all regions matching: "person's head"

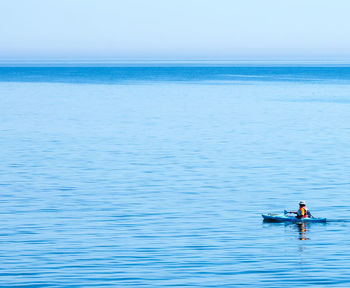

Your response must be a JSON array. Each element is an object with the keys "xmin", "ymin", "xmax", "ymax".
[{"xmin": 299, "ymin": 200, "xmax": 306, "ymax": 207}]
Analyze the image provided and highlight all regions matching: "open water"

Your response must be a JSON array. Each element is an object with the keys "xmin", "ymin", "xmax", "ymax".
[{"xmin": 0, "ymin": 67, "xmax": 350, "ymax": 287}]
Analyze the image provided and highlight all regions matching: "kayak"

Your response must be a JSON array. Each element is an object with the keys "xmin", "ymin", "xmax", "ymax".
[{"xmin": 262, "ymin": 213, "xmax": 327, "ymax": 223}]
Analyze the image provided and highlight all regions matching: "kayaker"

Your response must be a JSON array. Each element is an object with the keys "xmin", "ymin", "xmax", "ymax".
[{"xmin": 289, "ymin": 200, "xmax": 312, "ymax": 219}]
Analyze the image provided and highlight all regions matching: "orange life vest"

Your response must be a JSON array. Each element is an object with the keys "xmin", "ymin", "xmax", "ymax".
[{"xmin": 298, "ymin": 207, "xmax": 309, "ymax": 218}]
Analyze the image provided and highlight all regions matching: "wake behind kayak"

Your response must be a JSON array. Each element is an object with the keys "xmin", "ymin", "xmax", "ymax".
[{"xmin": 262, "ymin": 213, "xmax": 327, "ymax": 223}]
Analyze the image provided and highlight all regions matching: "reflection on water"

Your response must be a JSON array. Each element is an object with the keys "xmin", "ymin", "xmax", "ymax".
[
  {"xmin": 297, "ymin": 223, "xmax": 309, "ymax": 241},
  {"xmin": 263, "ymin": 221, "xmax": 327, "ymax": 241},
  {"xmin": 287, "ymin": 222, "xmax": 327, "ymax": 241}
]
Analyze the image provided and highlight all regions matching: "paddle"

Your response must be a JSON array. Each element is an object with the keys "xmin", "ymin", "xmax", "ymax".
[{"xmin": 284, "ymin": 209, "xmax": 314, "ymax": 218}]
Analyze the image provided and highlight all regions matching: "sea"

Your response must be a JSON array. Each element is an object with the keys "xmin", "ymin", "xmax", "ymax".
[{"xmin": 1, "ymin": 65, "xmax": 350, "ymax": 287}]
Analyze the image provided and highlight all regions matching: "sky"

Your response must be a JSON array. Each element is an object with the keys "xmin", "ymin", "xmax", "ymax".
[{"xmin": 1, "ymin": 0, "xmax": 350, "ymax": 61}]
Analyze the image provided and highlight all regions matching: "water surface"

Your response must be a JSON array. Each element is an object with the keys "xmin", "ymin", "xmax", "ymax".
[{"xmin": 1, "ymin": 67, "xmax": 350, "ymax": 287}]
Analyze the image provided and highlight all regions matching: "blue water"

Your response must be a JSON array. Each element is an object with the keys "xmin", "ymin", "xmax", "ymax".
[{"xmin": 1, "ymin": 67, "xmax": 350, "ymax": 287}]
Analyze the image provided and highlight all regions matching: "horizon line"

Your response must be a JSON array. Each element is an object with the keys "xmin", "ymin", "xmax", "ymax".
[{"xmin": 1, "ymin": 59, "xmax": 350, "ymax": 67}]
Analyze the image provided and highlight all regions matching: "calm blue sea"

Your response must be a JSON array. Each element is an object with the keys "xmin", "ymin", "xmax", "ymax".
[{"xmin": 1, "ymin": 67, "xmax": 350, "ymax": 287}]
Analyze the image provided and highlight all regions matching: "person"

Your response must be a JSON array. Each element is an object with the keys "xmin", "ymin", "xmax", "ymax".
[{"xmin": 289, "ymin": 200, "xmax": 312, "ymax": 219}]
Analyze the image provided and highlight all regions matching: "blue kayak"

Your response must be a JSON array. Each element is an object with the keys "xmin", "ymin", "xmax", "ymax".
[{"xmin": 262, "ymin": 213, "xmax": 327, "ymax": 223}]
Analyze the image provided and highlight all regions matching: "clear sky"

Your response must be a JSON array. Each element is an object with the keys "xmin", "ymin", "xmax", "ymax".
[{"xmin": 1, "ymin": 0, "xmax": 350, "ymax": 61}]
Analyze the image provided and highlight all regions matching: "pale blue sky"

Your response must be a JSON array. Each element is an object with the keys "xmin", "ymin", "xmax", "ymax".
[{"xmin": 1, "ymin": 0, "xmax": 350, "ymax": 60}]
